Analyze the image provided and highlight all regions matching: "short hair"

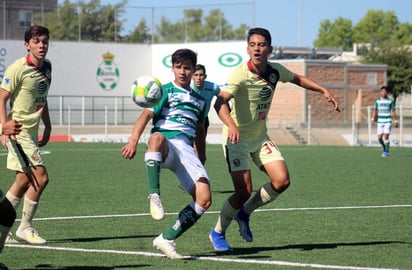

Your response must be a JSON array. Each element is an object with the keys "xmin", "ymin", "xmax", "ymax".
[
  {"xmin": 247, "ymin": 27, "xmax": 272, "ymax": 46},
  {"xmin": 171, "ymin": 49, "xmax": 197, "ymax": 69},
  {"xmin": 380, "ymin": 86, "xmax": 388, "ymax": 91},
  {"xmin": 195, "ymin": 64, "xmax": 206, "ymax": 74},
  {"xmin": 24, "ymin": 25, "xmax": 49, "ymax": 43}
]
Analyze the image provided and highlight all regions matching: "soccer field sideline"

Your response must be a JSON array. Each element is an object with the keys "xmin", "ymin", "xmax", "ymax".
[{"xmin": 6, "ymin": 204, "xmax": 411, "ymax": 270}]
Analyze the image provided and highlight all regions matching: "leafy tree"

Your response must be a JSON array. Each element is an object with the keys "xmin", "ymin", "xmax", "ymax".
[
  {"xmin": 353, "ymin": 10, "xmax": 400, "ymax": 45},
  {"xmin": 152, "ymin": 8, "xmax": 249, "ymax": 43},
  {"xmin": 314, "ymin": 10, "xmax": 412, "ymax": 96},
  {"xmin": 314, "ymin": 17, "xmax": 353, "ymax": 51},
  {"xmin": 362, "ymin": 44, "xmax": 412, "ymax": 99},
  {"xmin": 126, "ymin": 18, "xmax": 152, "ymax": 43},
  {"xmin": 39, "ymin": 0, "xmax": 127, "ymax": 42}
]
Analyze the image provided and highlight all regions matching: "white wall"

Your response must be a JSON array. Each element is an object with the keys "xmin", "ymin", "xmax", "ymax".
[{"xmin": 1, "ymin": 40, "xmax": 248, "ymax": 97}]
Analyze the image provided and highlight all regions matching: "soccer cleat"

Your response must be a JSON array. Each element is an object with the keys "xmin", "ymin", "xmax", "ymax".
[
  {"xmin": 234, "ymin": 207, "xmax": 253, "ymax": 242},
  {"xmin": 148, "ymin": 193, "xmax": 165, "ymax": 220},
  {"xmin": 209, "ymin": 229, "xmax": 231, "ymax": 251},
  {"xmin": 5, "ymin": 232, "xmax": 19, "ymax": 244},
  {"xmin": 153, "ymin": 234, "xmax": 184, "ymax": 259},
  {"xmin": 0, "ymin": 262, "xmax": 9, "ymax": 270},
  {"xmin": 382, "ymin": 151, "xmax": 389, "ymax": 157},
  {"xmin": 16, "ymin": 227, "xmax": 47, "ymax": 244}
]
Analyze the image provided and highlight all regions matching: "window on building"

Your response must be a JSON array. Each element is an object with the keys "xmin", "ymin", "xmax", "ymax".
[{"xmin": 19, "ymin": 11, "xmax": 32, "ymax": 27}]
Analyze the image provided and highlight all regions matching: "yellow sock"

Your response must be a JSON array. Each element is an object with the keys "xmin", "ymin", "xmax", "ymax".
[
  {"xmin": 20, "ymin": 197, "xmax": 38, "ymax": 230},
  {"xmin": 215, "ymin": 198, "xmax": 237, "ymax": 234},
  {"xmin": 243, "ymin": 182, "xmax": 279, "ymax": 214},
  {"xmin": 6, "ymin": 191, "xmax": 21, "ymax": 210}
]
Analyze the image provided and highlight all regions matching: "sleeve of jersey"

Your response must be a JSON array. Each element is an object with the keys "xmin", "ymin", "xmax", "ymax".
[
  {"xmin": 221, "ymin": 66, "xmax": 243, "ymax": 96},
  {"xmin": 271, "ymin": 63, "xmax": 294, "ymax": 82},
  {"xmin": 213, "ymin": 83, "xmax": 221, "ymax": 96},
  {"xmin": 0, "ymin": 63, "xmax": 20, "ymax": 94}
]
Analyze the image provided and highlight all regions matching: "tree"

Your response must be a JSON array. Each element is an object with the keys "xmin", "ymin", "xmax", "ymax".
[
  {"xmin": 152, "ymin": 8, "xmax": 249, "ymax": 43},
  {"xmin": 39, "ymin": 0, "xmax": 127, "ymax": 42},
  {"xmin": 314, "ymin": 10, "xmax": 412, "ymax": 96},
  {"xmin": 314, "ymin": 17, "xmax": 353, "ymax": 51},
  {"xmin": 362, "ymin": 44, "xmax": 412, "ymax": 99},
  {"xmin": 126, "ymin": 18, "xmax": 152, "ymax": 43}
]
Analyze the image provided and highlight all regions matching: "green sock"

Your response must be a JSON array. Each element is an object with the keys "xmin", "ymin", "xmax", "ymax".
[
  {"xmin": 384, "ymin": 140, "xmax": 390, "ymax": 153},
  {"xmin": 163, "ymin": 204, "xmax": 201, "ymax": 240},
  {"xmin": 145, "ymin": 152, "xmax": 162, "ymax": 194}
]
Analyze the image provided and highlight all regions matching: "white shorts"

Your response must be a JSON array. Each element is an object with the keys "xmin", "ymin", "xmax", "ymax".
[
  {"xmin": 376, "ymin": 122, "xmax": 392, "ymax": 135},
  {"xmin": 161, "ymin": 136, "xmax": 210, "ymax": 194}
]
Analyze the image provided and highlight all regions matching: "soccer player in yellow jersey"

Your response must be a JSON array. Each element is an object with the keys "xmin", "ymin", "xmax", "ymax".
[
  {"xmin": 209, "ymin": 27, "xmax": 340, "ymax": 251},
  {"xmin": 0, "ymin": 25, "xmax": 52, "ymax": 245}
]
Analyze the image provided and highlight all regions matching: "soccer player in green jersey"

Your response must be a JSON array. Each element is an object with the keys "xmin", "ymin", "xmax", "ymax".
[
  {"xmin": 121, "ymin": 48, "xmax": 212, "ymax": 259},
  {"xmin": 0, "ymin": 25, "xmax": 52, "ymax": 245},
  {"xmin": 371, "ymin": 86, "xmax": 398, "ymax": 157},
  {"xmin": 0, "ymin": 120, "xmax": 21, "ymax": 270},
  {"xmin": 209, "ymin": 27, "xmax": 340, "ymax": 251},
  {"xmin": 191, "ymin": 64, "xmax": 220, "ymax": 135}
]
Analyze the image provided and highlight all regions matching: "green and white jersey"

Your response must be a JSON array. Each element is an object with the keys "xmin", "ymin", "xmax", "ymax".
[
  {"xmin": 221, "ymin": 61, "xmax": 294, "ymax": 142},
  {"xmin": 151, "ymin": 81, "xmax": 206, "ymax": 144},
  {"xmin": 0, "ymin": 55, "xmax": 52, "ymax": 136},
  {"xmin": 374, "ymin": 97, "xmax": 395, "ymax": 124}
]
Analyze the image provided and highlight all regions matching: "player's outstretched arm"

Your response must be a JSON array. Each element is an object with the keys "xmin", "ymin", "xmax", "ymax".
[
  {"xmin": 291, "ymin": 73, "xmax": 340, "ymax": 112},
  {"xmin": 121, "ymin": 109, "xmax": 154, "ymax": 159}
]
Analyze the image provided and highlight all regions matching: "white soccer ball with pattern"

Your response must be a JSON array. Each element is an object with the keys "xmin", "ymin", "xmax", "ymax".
[{"xmin": 131, "ymin": 75, "xmax": 163, "ymax": 108}]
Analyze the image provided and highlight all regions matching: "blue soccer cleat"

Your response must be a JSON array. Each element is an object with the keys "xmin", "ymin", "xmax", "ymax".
[{"xmin": 209, "ymin": 229, "xmax": 231, "ymax": 251}]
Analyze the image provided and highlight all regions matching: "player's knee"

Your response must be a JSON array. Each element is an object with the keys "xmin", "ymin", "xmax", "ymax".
[
  {"xmin": 272, "ymin": 177, "xmax": 290, "ymax": 193},
  {"xmin": 148, "ymin": 132, "xmax": 166, "ymax": 148}
]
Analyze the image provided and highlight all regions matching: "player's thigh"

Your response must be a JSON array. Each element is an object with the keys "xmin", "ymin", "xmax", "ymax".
[
  {"xmin": 164, "ymin": 140, "xmax": 210, "ymax": 194},
  {"xmin": 383, "ymin": 123, "xmax": 392, "ymax": 135},
  {"xmin": 7, "ymin": 134, "xmax": 44, "ymax": 172}
]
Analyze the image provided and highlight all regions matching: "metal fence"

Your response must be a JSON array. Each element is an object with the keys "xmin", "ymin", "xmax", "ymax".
[{"xmin": 48, "ymin": 95, "xmax": 142, "ymax": 126}]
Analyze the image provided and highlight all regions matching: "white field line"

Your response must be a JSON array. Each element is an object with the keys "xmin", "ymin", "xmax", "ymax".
[
  {"xmin": 19, "ymin": 204, "xmax": 412, "ymax": 222},
  {"xmin": 5, "ymin": 244, "xmax": 404, "ymax": 270}
]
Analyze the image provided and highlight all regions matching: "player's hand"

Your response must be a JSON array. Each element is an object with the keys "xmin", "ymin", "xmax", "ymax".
[
  {"xmin": 324, "ymin": 92, "xmax": 340, "ymax": 112},
  {"xmin": 227, "ymin": 125, "xmax": 240, "ymax": 144},
  {"xmin": 121, "ymin": 142, "xmax": 137, "ymax": 159},
  {"xmin": 2, "ymin": 120, "xmax": 22, "ymax": 139},
  {"xmin": 1, "ymin": 134, "xmax": 10, "ymax": 150},
  {"xmin": 394, "ymin": 121, "xmax": 399, "ymax": 128}
]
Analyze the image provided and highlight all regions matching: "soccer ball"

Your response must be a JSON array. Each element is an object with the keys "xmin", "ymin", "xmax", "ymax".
[{"xmin": 131, "ymin": 75, "xmax": 163, "ymax": 108}]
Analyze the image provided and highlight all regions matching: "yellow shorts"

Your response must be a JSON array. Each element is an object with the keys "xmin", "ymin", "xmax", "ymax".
[
  {"xmin": 6, "ymin": 133, "xmax": 44, "ymax": 172},
  {"xmin": 223, "ymin": 134, "xmax": 284, "ymax": 172}
]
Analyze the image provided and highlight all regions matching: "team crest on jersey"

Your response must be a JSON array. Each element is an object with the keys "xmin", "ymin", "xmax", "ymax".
[
  {"xmin": 269, "ymin": 72, "xmax": 278, "ymax": 84},
  {"xmin": 233, "ymin": 159, "xmax": 241, "ymax": 167}
]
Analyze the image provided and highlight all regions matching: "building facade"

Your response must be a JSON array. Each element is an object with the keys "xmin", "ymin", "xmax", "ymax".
[{"xmin": 0, "ymin": 0, "xmax": 57, "ymax": 40}]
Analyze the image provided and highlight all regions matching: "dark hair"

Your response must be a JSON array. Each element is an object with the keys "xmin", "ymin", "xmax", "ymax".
[
  {"xmin": 247, "ymin": 27, "xmax": 272, "ymax": 46},
  {"xmin": 380, "ymin": 86, "xmax": 388, "ymax": 91},
  {"xmin": 171, "ymin": 49, "xmax": 197, "ymax": 68},
  {"xmin": 195, "ymin": 64, "xmax": 206, "ymax": 74},
  {"xmin": 24, "ymin": 25, "xmax": 49, "ymax": 43}
]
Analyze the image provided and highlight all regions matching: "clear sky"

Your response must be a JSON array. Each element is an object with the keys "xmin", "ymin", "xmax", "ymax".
[{"xmin": 59, "ymin": 0, "xmax": 411, "ymax": 47}]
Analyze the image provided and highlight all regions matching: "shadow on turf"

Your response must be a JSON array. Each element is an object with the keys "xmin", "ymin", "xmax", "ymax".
[
  {"xmin": 21, "ymin": 264, "xmax": 150, "ymax": 269},
  {"xmin": 200, "ymin": 240, "xmax": 410, "ymax": 258},
  {"xmin": 49, "ymin": 234, "xmax": 158, "ymax": 243}
]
